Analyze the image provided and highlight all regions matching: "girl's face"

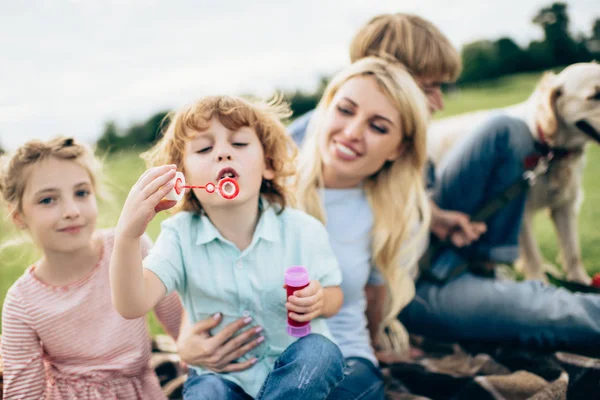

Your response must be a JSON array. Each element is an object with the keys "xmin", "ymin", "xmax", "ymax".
[
  {"xmin": 15, "ymin": 157, "xmax": 98, "ymax": 253},
  {"xmin": 183, "ymin": 117, "xmax": 275, "ymax": 208},
  {"xmin": 320, "ymin": 76, "xmax": 404, "ymax": 188}
]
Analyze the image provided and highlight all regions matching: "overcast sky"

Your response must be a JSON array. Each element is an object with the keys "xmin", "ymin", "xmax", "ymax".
[{"xmin": 0, "ymin": 0, "xmax": 597, "ymax": 150}]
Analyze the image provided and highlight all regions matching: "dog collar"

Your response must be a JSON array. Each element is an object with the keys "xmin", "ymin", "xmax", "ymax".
[{"xmin": 523, "ymin": 124, "xmax": 582, "ymax": 170}]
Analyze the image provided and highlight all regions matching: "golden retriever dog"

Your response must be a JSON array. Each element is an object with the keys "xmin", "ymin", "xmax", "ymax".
[{"xmin": 428, "ymin": 62, "xmax": 600, "ymax": 284}]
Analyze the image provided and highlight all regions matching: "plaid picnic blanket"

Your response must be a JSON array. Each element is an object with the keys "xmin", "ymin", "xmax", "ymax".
[
  {"xmin": 2, "ymin": 335, "xmax": 598, "ymax": 399},
  {"xmin": 381, "ymin": 335, "xmax": 600, "ymax": 400},
  {"xmin": 148, "ymin": 334, "xmax": 600, "ymax": 400}
]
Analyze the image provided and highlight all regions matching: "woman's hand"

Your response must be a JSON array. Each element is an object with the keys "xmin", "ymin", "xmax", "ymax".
[
  {"xmin": 177, "ymin": 313, "xmax": 264, "ymax": 373},
  {"xmin": 116, "ymin": 165, "xmax": 177, "ymax": 240},
  {"xmin": 285, "ymin": 280, "xmax": 324, "ymax": 322}
]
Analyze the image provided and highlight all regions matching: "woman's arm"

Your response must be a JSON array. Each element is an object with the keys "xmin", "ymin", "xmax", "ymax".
[
  {"xmin": 2, "ymin": 292, "xmax": 46, "ymax": 399},
  {"xmin": 176, "ymin": 311, "xmax": 263, "ymax": 372}
]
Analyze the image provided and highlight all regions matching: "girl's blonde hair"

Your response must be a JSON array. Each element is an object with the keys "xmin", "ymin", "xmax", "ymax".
[
  {"xmin": 142, "ymin": 95, "xmax": 297, "ymax": 214},
  {"xmin": 350, "ymin": 13, "xmax": 462, "ymax": 82},
  {"xmin": 0, "ymin": 137, "xmax": 104, "ymax": 217},
  {"xmin": 297, "ymin": 57, "xmax": 431, "ymax": 354},
  {"xmin": 0, "ymin": 137, "xmax": 105, "ymax": 254}
]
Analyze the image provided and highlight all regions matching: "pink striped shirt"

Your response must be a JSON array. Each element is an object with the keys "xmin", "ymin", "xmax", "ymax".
[{"xmin": 1, "ymin": 229, "xmax": 183, "ymax": 400}]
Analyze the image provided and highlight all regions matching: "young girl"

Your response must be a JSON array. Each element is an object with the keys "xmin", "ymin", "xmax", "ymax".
[
  {"xmin": 109, "ymin": 96, "xmax": 345, "ymax": 399},
  {"xmin": 0, "ymin": 137, "xmax": 183, "ymax": 400}
]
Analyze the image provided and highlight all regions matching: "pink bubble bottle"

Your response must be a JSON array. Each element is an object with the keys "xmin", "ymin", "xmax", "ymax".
[{"xmin": 285, "ymin": 266, "xmax": 311, "ymax": 337}]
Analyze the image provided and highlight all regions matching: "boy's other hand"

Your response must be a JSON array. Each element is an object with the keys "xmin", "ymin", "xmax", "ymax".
[{"xmin": 285, "ymin": 280, "xmax": 324, "ymax": 322}]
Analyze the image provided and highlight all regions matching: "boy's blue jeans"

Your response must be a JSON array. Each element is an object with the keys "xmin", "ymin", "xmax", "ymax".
[
  {"xmin": 402, "ymin": 115, "xmax": 600, "ymax": 352},
  {"xmin": 182, "ymin": 334, "xmax": 344, "ymax": 399},
  {"xmin": 328, "ymin": 357, "xmax": 384, "ymax": 400}
]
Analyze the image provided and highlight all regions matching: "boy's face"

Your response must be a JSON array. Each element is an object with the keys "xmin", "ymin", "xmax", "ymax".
[
  {"xmin": 16, "ymin": 157, "xmax": 98, "ymax": 254},
  {"xmin": 416, "ymin": 77, "xmax": 445, "ymax": 114},
  {"xmin": 183, "ymin": 117, "xmax": 274, "ymax": 208}
]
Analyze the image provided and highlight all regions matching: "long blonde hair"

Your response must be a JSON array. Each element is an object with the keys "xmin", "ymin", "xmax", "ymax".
[
  {"xmin": 142, "ymin": 95, "xmax": 297, "ymax": 214},
  {"xmin": 296, "ymin": 57, "xmax": 431, "ymax": 353},
  {"xmin": 350, "ymin": 13, "xmax": 462, "ymax": 82}
]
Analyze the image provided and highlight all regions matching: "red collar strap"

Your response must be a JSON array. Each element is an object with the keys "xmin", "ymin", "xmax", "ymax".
[
  {"xmin": 537, "ymin": 124, "xmax": 548, "ymax": 145},
  {"xmin": 524, "ymin": 124, "xmax": 580, "ymax": 170}
]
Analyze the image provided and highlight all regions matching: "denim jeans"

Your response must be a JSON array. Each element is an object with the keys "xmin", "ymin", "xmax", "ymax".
[
  {"xmin": 430, "ymin": 114, "xmax": 535, "ymax": 272},
  {"xmin": 328, "ymin": 357, "xmax": 384, "ymax": 400},
  {"xmin": 182, "ymin": 334, "xmax": 344, "ymax": 399},
  {"xmin": 402, "ymin": 115, "xmax": 600, "ymax": 352}
]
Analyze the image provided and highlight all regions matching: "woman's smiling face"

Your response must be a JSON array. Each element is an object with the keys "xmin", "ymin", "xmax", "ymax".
[{"xmin": 319, "ymin": 75, "xmax": 404, "ymax": 188}]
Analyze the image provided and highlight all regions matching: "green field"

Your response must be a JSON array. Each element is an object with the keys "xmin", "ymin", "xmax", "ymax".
[{"xmin": 2, "ymin": 70, "xmax": 599, "ymax": 335}]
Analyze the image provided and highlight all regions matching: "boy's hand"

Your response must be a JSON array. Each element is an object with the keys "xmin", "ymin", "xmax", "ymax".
[
  {"xmin": 116, "ymin": 165, "xmax": 177, "ymax": 240},
  {"xmin": 285, "ymin": 280, "xmax": 324, "ymax": 322}
]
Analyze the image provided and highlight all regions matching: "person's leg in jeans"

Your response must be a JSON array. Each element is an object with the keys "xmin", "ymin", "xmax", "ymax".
[
  {"xmin": 328, "ymin": 357, "xmax": 385, "ymax": 400},
  {"xmin": 183, "ymin": 369, "xmax": 252, "ymax": 400},
  {"xmin": 401, "ymin": 113, "xmax": 600, "ymax": 352},
  {"xmin": 431, "ymin": 114, "xmax": 536, "ymax": 266},
  {"xmin": 255, "ymin": 333, "xmax": 345, "ymax": 400},
  {"xmin": 401, "ymin": 271, "xmax": 600, "ymax": 354}
]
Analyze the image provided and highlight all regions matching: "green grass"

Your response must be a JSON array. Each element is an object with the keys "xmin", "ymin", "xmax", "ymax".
[
  {"xmin": 2, "ymin": 70, "xmax": 599, "ymax": 335},
  {"xmin": 436, "ymin": 72, "xmax": 542, "ymax": 119}
]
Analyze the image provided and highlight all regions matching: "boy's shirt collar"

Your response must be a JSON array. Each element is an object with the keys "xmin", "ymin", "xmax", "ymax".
[{"xmin": 195, "ymin": 197, "xmax": 281, "ymax": 246}]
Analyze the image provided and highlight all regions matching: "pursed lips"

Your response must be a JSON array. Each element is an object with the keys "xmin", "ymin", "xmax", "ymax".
[{"xmin": 217, "ymin": 167, "xmax": 239, "ymax": 181}]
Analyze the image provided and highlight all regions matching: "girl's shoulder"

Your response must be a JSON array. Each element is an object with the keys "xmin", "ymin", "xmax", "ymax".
[
  {"xmin": 4, "ymin": 268, "xmax": 36, "ymax": 305},
  {"xmin": 97, "ymin": 227, "xmax": 116, "ymax": 248}
]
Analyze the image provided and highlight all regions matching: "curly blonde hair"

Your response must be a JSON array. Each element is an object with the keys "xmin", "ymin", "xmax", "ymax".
[{"xmin": 141, "ymin": 95, "xmax": 297, "ymax": 214}]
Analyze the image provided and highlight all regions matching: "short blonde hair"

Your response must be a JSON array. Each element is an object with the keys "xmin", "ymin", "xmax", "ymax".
[
  {"xmin": 0, "ymin": 136, "xmax": 103, "ymax": 217},
  {"xmin": 142, "ymin": 95, "xmax": 297, "ymax": 214},
  {"xmin": 350, "ymin": 13, "xmax": 462, "ymax": 82}
]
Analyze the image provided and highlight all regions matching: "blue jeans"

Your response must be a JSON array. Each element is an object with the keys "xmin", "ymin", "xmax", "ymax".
[
  {"xmin": 182, "ymin": 334, "xmax": 344, "ymax": 399},
  {"xmin": 401, "ymin": 115, "xmax": 600, "ymax": 351},
  {"xmin": 328, "ymin": 357, "xmax": 384, "ymax": 400},
  {"xmin": 430, "ymin": 114, "xmax": 535, "ymax": 271},
  {"xmin": 402, "ymin": 273, "xmax": 600, "ymax": 351}
]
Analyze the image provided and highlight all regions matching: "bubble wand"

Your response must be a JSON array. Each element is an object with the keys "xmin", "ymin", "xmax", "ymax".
[{"xmin": 164, "ymin": 172, "xmax": 240, "ymax": 202}]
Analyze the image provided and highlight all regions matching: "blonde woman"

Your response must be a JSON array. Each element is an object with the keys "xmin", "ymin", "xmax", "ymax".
[{"xmin": 292, "ymin": 56, "xmax": 431, "ymax": 398}]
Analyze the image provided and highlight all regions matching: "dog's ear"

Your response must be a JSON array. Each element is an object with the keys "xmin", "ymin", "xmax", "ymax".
[{"xmin": 536, "ymin": 72, "xmax": 563, "ymax": 143}]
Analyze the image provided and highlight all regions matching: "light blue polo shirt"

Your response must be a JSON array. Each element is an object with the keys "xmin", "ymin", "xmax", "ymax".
[{"xmin": 143, "ymin": 199, "xmax": 342, "ymax": 397}]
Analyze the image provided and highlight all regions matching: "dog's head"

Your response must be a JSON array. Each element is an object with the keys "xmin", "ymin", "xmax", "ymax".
[{"xmin": 535, "ymin": 62, "xmax": 600, "ymax": 148}]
